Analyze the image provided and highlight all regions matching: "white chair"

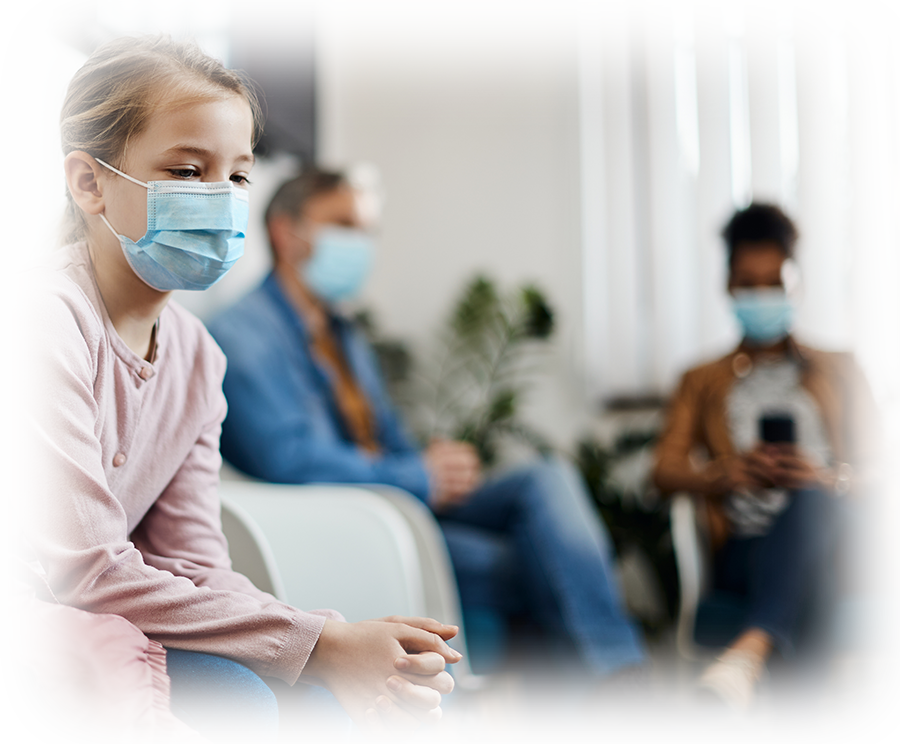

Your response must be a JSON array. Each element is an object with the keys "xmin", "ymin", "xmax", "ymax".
[
  {"xmin": 218, "ymin": 477, "xmax": 482, "ymax": 688},
  {"xmin": 220, "ymin": 481, "xmax": 426, "ymax": 622},
  {"xmin": 359, "ymin": 484, "xmax": 482, "ymax": 686},
  {"xmin": 669, "ymin": 493, "xmax": 714, "ymax": 661},
  {"xmin": 220, "ymin": 491, "xmax": 285, "ymax": 600}
]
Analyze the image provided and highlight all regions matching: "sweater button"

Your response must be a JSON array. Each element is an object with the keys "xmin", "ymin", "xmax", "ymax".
[
  {"xmin": 113, "ymin": 453, "xmax": 127, "ymax": 467},
  {"xmin": 139, "ymin": 367, "xmax": 154, "ymax": 380}
]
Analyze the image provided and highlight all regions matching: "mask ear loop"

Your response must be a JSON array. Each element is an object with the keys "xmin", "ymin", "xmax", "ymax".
[
  {"xmin": 98, "ymin": 213, "xmax": 122, "ymax": 240},
  {"xmin": 94, "ymin": 157, "xmax": 151, "ymax": 189},
  {"xmin": 94, "ymin": 158, "xmax": 150, "ymax": 238}
]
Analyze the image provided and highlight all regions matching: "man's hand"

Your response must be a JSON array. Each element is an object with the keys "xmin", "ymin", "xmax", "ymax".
[
  {"xmin": 424, "ymin": 440, "xmax": 482, "ymax": 512},
  {"xmin": 303, "ymin": 617, "xmax": 461, "ymax": 730}
]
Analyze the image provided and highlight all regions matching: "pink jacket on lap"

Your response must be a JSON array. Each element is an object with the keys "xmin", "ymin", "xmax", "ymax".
[{"xmin": 0, "ymin": 550, "xmax": 209, "ymax": 744}]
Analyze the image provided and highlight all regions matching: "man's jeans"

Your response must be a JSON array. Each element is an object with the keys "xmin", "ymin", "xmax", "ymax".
[
  {"xmin": 166, "ymin": 649, "xmax": 350, "ymax": 738},
  {"xmin": 438, "ymin": 457, "xmax": 646, "ymax": 678},
  {"xmin": 715, "ymin": 490, "xmax": 879, "ymax": 744}
]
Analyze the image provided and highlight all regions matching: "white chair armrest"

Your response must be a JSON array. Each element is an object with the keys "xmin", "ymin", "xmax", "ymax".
[
  {"xmin": 360, "ymin": 484, "xmax": 483, "ymax": 689},
  {"xmin": 220, "ymin": 496, "xmax": 286, "ymax": 600},
  {"xmin": 670, "ymin": 493, "xmax": 708, "ymax": 661},
  {"xmin": 220, "ymin": 480, "xmax": 423, "ymax": 620},
  {"xmin": 219, "ymin": 477, "xmax": 485, "ymax": 688}
]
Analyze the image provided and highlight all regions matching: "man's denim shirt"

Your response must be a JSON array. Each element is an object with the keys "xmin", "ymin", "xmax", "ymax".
[{"xmin": 207, "ymin": 273, "xmax": 430, "ymax": 501}]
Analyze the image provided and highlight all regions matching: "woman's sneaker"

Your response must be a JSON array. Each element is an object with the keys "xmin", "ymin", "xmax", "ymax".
[
  {"xmin": 581, "ymin": 667, "xmax": 746, "ymax": 744},
  {"xmin": 695, "ymin": 649, "xmax": 763, "ymax": 715}
]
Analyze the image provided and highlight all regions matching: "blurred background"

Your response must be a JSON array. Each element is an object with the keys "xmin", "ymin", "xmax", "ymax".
[
  {"xmin": 3, "ymin": 0, "xmax": 898, "ymax": 705},
  {"xmin": 9, "ymin": 0, "xmax": 898, "ymax": 449}
]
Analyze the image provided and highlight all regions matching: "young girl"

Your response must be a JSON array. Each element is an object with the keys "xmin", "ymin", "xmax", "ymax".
[{"xmin": 24, "ymin": 35, "xmax": 458, "ymax": 737}]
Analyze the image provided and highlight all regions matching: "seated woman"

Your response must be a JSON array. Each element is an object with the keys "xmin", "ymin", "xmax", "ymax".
[
  {"xmin": 653, "ymin": 203, "xmax": 881, "ymax": 710},
  {"xmin": 21, "ymin": 36, "xmax": 458, "ymax": 739}
]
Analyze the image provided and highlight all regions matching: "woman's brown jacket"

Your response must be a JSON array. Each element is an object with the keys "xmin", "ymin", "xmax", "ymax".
[{"xmin": 654, "ymin": 341, "xmax": 888, "ymax": 545}]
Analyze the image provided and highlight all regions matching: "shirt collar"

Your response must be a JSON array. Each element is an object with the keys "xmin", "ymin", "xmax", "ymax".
[{"xmin": 262, "ymin": 271, "xmax": 352, "ymax": 340}]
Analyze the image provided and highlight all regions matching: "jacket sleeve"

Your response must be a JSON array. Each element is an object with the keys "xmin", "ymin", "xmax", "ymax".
[
  {"xmin": 216, "ymin": 318, "xmax": 432, "ymax": 503},
  {"xmin": 27, "ymin": 292, "xmax": 334, "ymax": 686},
  {"xmin": 128, "ymin": 381, "xmax": 274, "ymax": 602},
  {"xmin": 652, "ymin": 368, "xmax": 706, "ymax": 494}
]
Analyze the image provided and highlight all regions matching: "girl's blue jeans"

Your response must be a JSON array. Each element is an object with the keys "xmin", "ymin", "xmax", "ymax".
[
  {"xmin": 164, "ymin": 649, "xmax": 349, "ymax": 738},
  {"xmin": 715, "ymin": 489, "xmax": 880, "ymax": 744}
]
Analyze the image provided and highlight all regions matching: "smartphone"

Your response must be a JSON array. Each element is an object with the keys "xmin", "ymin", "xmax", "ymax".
[{"xmin": 759, "ymin": 413, "xmax": 795, "ymax": 444}]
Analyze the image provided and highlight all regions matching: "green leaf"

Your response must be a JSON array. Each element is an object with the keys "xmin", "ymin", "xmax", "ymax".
[{"xmin": 521, "ymin": 285, "xmax": 555, "ymax": 339}]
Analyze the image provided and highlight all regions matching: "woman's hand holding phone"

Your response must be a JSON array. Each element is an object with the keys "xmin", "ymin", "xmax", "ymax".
[
  {"xmin": 743, "ymin": 443, "xmax": 827, "ymax": 490},
  {"xmin": 766, "ymin": 445, "xmax": 829, "ymax": 489}
]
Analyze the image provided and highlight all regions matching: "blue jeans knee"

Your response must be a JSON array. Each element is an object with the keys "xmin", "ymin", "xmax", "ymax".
[{"xmin": 165, "ymin": 649, "xmax": 279, "ymax": 738}]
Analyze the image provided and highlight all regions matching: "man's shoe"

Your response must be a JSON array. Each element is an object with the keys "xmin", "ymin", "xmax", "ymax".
[
  {"xmin": 695, "ymin": 649, "xmax": 763, "ymax": 714},
  {"xmin": 581, "ymin": 667, "xmax": 746, "ymax": 744}
]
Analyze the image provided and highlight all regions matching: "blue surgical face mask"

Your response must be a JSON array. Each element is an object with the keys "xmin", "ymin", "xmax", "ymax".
[
  {"xmin": 301, "ymin": 225, "xmax": 374, "ymax": 303},
  {"xmin": 731, "ymin": 287, "xmax": 794, "ymax": 345},
  {"xmin": 96, "ymin": 158, "xmax": 249, "ymax": 292}
]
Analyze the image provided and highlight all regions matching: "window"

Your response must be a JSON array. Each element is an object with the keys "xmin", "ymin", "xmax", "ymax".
[{"xmin": 578, "ymin": 3, "xmax": 900, "ymax": 430}]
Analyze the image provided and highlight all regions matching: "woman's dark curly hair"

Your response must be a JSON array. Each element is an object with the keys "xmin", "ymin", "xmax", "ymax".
[{"xmin": 722, "ymin": 202, "xmax": 799, "ymax": 268}]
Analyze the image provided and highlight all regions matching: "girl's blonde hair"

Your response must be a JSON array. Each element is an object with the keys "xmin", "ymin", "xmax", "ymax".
[{"xmin": 60, "ymin": 35, "xmax": 263, "ymax": 244}]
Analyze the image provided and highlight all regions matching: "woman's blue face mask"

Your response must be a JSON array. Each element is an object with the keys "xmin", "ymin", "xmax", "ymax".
[
  {"xmin": 96, "ymin": 158, "xmax": 249, "ymax": 292},
  {"xmin": 731, "ymin": 287, "xmax": 795, "ymax": 345}
]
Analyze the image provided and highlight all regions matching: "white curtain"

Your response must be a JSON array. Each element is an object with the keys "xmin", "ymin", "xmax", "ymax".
[{"xmin": 578, "ymin": 1, "xmax": 900, "ymax": 418}]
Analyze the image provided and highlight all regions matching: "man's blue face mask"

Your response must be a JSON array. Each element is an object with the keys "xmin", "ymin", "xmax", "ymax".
[
  {"xmin": 96, "ymin": 158, "xmax": 249, "ymax": 292},
  {"xmin": 301, "ymin": 226, "xmax": 375, "ymax": 303},
  {"xmin": 731, "ymin": 287, "xmax": 795, "ymax": 345}
]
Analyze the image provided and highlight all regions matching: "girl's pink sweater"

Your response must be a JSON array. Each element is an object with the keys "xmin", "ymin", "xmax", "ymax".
[{"xmin": 0, "ymin": 243, "xmax": 340, "ymax": 684}]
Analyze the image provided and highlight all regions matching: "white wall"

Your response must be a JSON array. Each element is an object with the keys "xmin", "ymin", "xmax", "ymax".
[
  {"xmin": 0, "ymin": 8, "xmax": 297, "ymax": 324},
  {"xmin": 0, "ymin": 10, "xmax": 84, "ymax": 273},
  {"xmin": 8, "ymin": 3, "xmax": 601, "ymax": 457},
  {"xmin": 313, "ymin": 7, "xmax": 593, "ymax": 451}
]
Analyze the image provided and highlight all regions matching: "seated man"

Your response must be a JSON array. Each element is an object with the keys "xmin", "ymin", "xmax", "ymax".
[
  {"xmin": 208, "ymin": 168, "xmax": 646, "ymax": 684},
  {"xmin": 653, "ymin": 203, "xmax": 881, "ymax": 710}
]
